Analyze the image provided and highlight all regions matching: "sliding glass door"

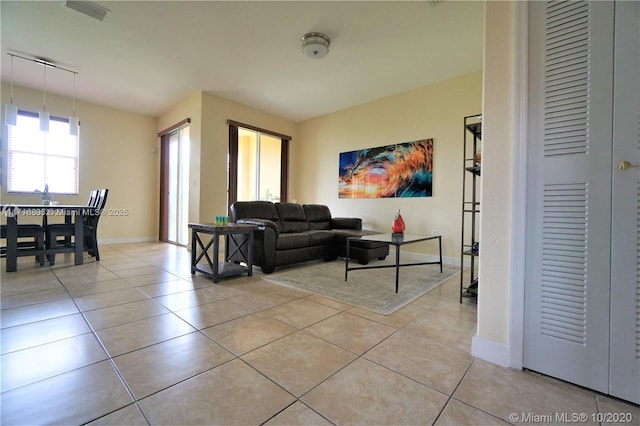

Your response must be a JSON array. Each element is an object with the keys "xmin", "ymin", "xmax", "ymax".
[
  {"xmin": 237, "ymin": 128, "xmax": 282, "ymax": 202},
  {"xmin": 160, "ymin": 122, "xmax": 190, "ymax": 245},
  {"xmin": 227, "ymin": 120, "xmax": 290, "ymax": 212}
]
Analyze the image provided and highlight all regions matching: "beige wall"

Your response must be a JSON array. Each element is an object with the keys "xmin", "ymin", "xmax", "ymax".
[
  {"xmin": 293, "ymin": 71, "xmax": 483, "ymax": 263},
  {"xmin": 1, "ymin": 83, "xmax": 159, "ymax": 242}
]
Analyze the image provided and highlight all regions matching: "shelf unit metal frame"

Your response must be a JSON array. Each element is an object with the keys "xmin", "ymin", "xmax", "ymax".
[{"xmin": 460, "ymin": 114, "xmax": 481, "ymax": 302}]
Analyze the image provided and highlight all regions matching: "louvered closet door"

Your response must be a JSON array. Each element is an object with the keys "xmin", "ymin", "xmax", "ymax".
[
  {"xmin": 609, "ymin": 0, "xmax": 640, "ymax": 404},
  {"xmin": 525, "ymin": 1, "xmax": 615, "ymax": 393}
]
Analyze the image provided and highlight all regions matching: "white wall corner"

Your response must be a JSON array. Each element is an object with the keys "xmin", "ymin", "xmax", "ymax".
[{"xmin": 471, "ymin": 334, "xmax": 510, "ymax": 367}]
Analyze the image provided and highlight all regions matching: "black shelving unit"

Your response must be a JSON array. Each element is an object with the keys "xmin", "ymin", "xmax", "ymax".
[{"xmin": 460, "ymin": 114, "xmax": 482, "ymax": 302}]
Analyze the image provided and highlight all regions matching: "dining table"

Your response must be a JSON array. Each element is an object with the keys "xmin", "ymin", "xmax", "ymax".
[{"xmin": 1, "ymin": 204, "xmax": 88, "ymax": 272}]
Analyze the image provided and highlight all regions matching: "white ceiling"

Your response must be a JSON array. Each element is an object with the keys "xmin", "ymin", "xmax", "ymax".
[{"xmin": 1, "ymin": 1, "xmax": 484, "ymax": 123}]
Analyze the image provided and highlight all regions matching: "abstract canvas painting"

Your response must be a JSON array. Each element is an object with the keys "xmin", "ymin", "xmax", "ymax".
[{"xmin": 338, "ymin": 139, "xmax": 433, "ymax": 198}]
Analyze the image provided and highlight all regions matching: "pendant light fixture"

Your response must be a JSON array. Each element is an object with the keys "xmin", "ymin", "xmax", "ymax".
[
  {"xmin": 6, "ymin": 53, "xmax": 80, "ymax": 133},
  {"xmin": 69, "ymin": 72, "xmax": 79, "ymax": 136},
  {"xmin": 4, "ymin": 55, "xmax": 17, "ymax": 126},
  {"xmin": 39, "ymin": 59, "xmax": 49, "ymax": 132}
]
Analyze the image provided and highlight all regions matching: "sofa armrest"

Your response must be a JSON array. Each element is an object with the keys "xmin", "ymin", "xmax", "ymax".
[
  {"xmin": 235, "ymin": 218, "xmax": 280, "ymax": 236},
  {"xmin": 331, "ymin": 217, "xmax": 362, "ymax": 230}
]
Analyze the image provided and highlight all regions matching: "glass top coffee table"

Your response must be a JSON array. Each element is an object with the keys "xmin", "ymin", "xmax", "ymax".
[{"xmin": 345, "ymin": 233, "xmax": 443, "ymax": 293}]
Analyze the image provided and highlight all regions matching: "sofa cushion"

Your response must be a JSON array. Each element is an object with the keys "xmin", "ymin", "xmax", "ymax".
[
  {"xmin": 308, "ymin": 230, "xmax": 336, "ymax": 246},
  {"xmin": 303, "ymin": 204, "xmax": 332, "ymax": 230},
  {"xmin": 276, "ymin": 232, "xmax": 310, "ymax": 250},
  {"xmin": 231, "ymin": 201, "xmax": 279, "ymax": 221},
  {"xmin": 276, "ymin": 202, "xmax": 310, "ymax": 233}
]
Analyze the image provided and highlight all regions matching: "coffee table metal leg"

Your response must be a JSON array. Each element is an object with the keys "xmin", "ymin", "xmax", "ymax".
[
  {"xmin": 438, "ymin": 236, "xmax": 443, "ymax": 273},
  {"xmin": 247, "ymin": 231, "xmax": 253, "ymax": 276},
  {"xmin": 395, "ymin": 244, "xmax": 401, "ymax": 293},
  {"xmin": 345, "ymin": 239, "xmax": 350, "ymax": 281}
]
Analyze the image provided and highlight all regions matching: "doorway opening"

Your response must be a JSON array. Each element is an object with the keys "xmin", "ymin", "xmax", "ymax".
[{"xmin": 159, "ymin": 119, "xmax": 190, "ymax": 246}]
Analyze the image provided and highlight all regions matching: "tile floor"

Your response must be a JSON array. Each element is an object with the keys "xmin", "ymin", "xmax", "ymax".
[{"xmin": 1, "ymin": 242, "xmax": 638, "ymax": 425}]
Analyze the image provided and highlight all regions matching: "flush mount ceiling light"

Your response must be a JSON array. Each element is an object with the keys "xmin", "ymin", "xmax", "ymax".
[
  {"xmin": 64, "ymin": 0, "xmax": 110, "ymax": 21},
  {"xmin": 301, "ymin": 32, "xmax": 331, "ymax": 59}
]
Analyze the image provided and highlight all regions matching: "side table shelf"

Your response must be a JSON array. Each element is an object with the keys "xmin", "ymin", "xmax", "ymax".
[
  {"xmin": 460, "ymin": 114, "xmax": 482, "ymax": 302},
  {"xmin": 192, "ymin": 260, "xmax": 250, "ymax": 280}
]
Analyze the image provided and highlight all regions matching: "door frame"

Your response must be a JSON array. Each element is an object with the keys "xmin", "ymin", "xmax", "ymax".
[
  {"xmin": 507, "ymin": 0, "xmax": 529, "ymax": 370},
  {"xmin": 158, "ymin": 118, "xmax": 190, "ymax": 243}
]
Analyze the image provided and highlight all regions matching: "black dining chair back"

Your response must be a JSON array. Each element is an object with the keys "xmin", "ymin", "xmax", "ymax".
[
  {"xmin": 87, "ymin": 190, "xmax": 99, "ymax": 208},
  {"xmin": 46, "ymin": 188, "xmax": 109, "ymax": 265},
  {"xmin": 86, "ymin": 188, "xmax": 108, "ymax": 255}
]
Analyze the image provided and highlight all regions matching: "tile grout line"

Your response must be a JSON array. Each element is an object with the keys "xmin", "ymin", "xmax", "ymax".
[
  {"xmin": 430, "ymin": 357, "xmax": 479, "ymax": 425},
  {"xmin": 51, "ymin": 258, "xmax": 154, "ymax": 426}
]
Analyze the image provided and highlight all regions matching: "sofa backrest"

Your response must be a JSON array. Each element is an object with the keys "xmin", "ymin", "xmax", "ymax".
[
  {"xmin": 230, "ymin": 201, "xmax": 279, "ymax": 222},
  {"xmin": 275, "ymin": 202, "xmax": 310, "ymax": 233},
  {"xmin": 232, "ymin": 201, "xmax": 343, "ymax": 234},
  {"xmin": 303, "ymin": 204, "xmax": 332, "ymax": 230}
]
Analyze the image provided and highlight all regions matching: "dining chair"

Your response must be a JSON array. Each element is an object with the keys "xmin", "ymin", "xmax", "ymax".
[
  {"xmin": 87, "ymin": 189, "xmax": 99, "ymax": 208},
  {"xmin": 46, "ymin": 188, "xmax": 109, "ymax": 265},
  {"xmin": 0, "ymin": 224, "xmax": 46, "ymax": 266}
]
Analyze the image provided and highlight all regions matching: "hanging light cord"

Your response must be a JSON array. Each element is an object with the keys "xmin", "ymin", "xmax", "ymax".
[
  {"xmin": 9, "ymin": 55, "xmax": 14, "ymax": 104},
  {"xmin": 7, "ymin": 53, "xmax": 79, "ymax": 106},
  {"xmin": 6, "ymin": 52, "xmax": 79, "ymax": 135},
  {"xmin": 7, "ymin": 52, "xmax": 79, "ymax": 96},
  {"xmin": 42, "ymin": 63, "xmax": 47, "ymax": 112},
  {"xmin": 72, "ymin": 73, "xmax": 76, "ymax": 116}
]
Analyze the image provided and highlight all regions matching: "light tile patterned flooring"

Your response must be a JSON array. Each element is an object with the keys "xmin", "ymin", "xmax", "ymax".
[{"xmin": 1, "ymin": 242, "xmax": 638, "ymax": 425}]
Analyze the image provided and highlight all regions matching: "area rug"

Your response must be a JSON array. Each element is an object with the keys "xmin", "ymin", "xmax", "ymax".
[{"xmin": 261, "ymin": 259, "xmax": 459, "ymax": 315}]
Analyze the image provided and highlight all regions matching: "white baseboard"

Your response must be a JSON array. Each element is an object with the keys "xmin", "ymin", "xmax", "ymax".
[
  {"xmin": 101, "ymin": 237, "xmax": 157, "ymax": 245},
  {"xmin": 471, "ymin": 334, "xmax": 510, "ymax": 367}
]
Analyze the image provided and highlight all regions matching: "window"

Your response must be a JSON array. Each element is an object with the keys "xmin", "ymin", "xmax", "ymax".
[
  {"xmin": 227, "ymin": 120, "xmax": 290, "ymax": 210},
  {"xmin": 7, "ymin": 111, "xmax": 79, "ymax": 194}
]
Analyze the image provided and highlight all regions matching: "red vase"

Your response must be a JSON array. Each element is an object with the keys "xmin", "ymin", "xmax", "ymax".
[{"xmin": 392, "ymin": 210, "xmax": 405, "ymax": 233}]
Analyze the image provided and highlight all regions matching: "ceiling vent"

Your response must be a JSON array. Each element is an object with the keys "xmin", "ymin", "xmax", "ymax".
[{"xmin": 64, "ymin": 1, "xmax": 110, "ymax": 21}]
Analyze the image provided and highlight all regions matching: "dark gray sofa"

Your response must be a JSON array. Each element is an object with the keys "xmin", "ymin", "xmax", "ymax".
[{"xmin": 229, "ymin": 201, "xmax": 388, "ymax": 273}]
